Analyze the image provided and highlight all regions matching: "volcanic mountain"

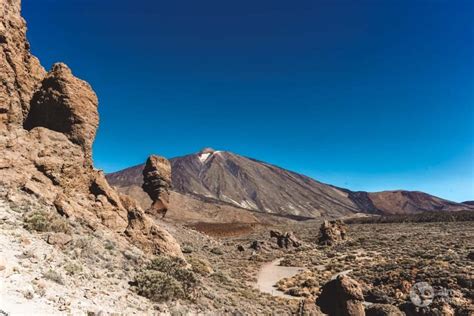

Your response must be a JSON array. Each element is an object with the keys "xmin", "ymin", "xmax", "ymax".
[{"xmin": 106, "ymin": 148, "xmax": 473, "ymax": 218}]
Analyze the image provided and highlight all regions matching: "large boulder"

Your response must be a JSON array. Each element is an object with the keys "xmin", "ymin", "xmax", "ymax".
[
  {"xmin": 318, "ymin": 220, "xmax": 347, "ymax": 245},
  {"xmin": 142, "ymin": 155, "xmax": 172, "ymax": 218},
  {"xmin": 122, "ymin": 195, "xmax": 183, "ymax": 258},
  {"xmin": 316, "ymin": 275, "xmax": 365, "ymax": 316}
]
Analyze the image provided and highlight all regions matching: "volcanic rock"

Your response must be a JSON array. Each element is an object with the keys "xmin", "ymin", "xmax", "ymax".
[
  {"xmin": 0, "ymin": 0, "xmax": 45, "ymax": 129},
  {"xmin": 47, "ymin": 232, "xmax": 72, "ymax": 247},
  {"xmin": 0, "ymin": 0, "xmax": 182, "ymax": 258},
  {"xmin": 270, "ymin": 230, "xmax": 301, "ymax": 248},
  {"xmin": 142, "ymin": 155, "xmax": 172, "ymax": 218},
  {"xmin": 365, "ymin": 304, "xmax": 403, "ymax": 316},
  {"xmin": 123, "ymin": 195, "xmax": 182, "ymax": 258},
  {"xmin": 24, "ymin": 63, "xmax": 98, "ymax": 161},
  {"xmin": 250, "ymin": 240, "xmax": 264, "ymax": 251},
  {"xmin": 316, "ymin": 275, "xmax": 365, "ymax": 316},
  {"xmin": 318, "ymin": 220, "xmax": 347, "ymax": 245}
]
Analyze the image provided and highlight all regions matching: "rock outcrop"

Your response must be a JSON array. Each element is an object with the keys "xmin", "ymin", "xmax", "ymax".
[
  {"xmin": 142, "ymin": 155, "xmax": 172, "ymax": 218},
  {"xmin": 0, "ymin": 0, "xmax": 182, "ymax": 258},
  {"xmin": 316, "ymin": 275, "xmax": 365, "ymax": 316},
  {"xmin": 270, "ymin": 230, "xmax": 301, "ymax": 248},
  {"xmin": 24, "ymin": 63, "xmax": 98, "ymax": 161},
  {"xmin": 318, "ymin": 220, "xmax": 347, "ymax": 245},
  {"xmin": 0, "ymin": 0, "xmax": 45, "ymax": 129}
]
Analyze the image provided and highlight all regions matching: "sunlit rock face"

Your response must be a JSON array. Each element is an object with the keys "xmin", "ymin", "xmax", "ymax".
[{"xmin": 0, "ymin": 0, "xmax": 182, "ymax": 258}]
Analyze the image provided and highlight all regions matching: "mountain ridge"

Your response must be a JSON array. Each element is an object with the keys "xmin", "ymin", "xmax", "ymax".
[{"xmin": 106, "ymin": 148, "xmax": 473, "ymax": 217}]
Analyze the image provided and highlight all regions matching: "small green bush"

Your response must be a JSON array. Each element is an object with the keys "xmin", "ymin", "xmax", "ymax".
[
  {"xmin": 24, "ymin": 210, "xmax": 69, "ymax": 233},
  {"xmin": 133, "ymin": 256, "xmax": 199, "ymax": 303},
  {"xmin": 182, "ymin": 245, "xmax": 193, "ymax": 254},
  {"xmin": 135, "ymin": 270, "xmax": 185, "ymax": 302},
  {"xmin": 148, "ymin": 256, "xmax": 186, "ymax": 273},
  {"xmin": 188, "ymin": 257, "xmax": 213, "ymax": 276},
  {"xmin": 63, "ymin": 262, "xmax": 83, "ymax": 276},
  {"xmin": 104, "ymin": 240, "xmax": 115, "ymax": 251},
  {"xmin": 211, "ymin": 271, "xmax": 232, "ymax": 285},
  {"xmin": 172, "ymin": 268, "xmax": 199, "ymax": 293},
  {"xmin": 43, "ymin": 269, "xmax": 64, "ymax": 285},
  {"xmin": 210, "ymin": 247, "xmax": 223, "ymax": 255}
]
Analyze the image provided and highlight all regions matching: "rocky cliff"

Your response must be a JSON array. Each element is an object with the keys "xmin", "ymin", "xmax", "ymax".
[{"xmin": 0, "ymin": 0, "xmax": 182, "ymax": 258}]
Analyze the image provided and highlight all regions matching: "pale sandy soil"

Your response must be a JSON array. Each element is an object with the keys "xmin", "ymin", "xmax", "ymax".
[
  {"xmin": 254, "ymin": 258, "xmax": 307, "ymax": 299},
  {"xmin": 0, "ymin": 198, "xmax": 156, "ymax": 316}
]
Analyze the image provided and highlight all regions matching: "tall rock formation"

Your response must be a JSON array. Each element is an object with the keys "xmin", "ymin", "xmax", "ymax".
[
  {"xmin": 142, "ymin": 155, "xmax": 171, "ymax": 217},
  {"xmin": 0, "ymin": 0, "xmax": 45, "ymax": 129},
  {"xmin": 142, "ymin": 155, "xmax": 172, "ymax": 218},
  {"xmin": 0, "ymin": 0, "xmax": 182, "ymax": 258}
]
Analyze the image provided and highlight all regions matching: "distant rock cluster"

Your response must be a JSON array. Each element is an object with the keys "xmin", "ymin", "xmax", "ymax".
[
  {"xmin": 270, "ymin": 230, "xmax": 301, "ymax": 249},
  {"xmin": 318, "ymin": 220, "xmax": 347, "ymax": 245}
]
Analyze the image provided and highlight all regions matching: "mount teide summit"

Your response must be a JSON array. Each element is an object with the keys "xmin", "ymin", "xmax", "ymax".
[{"xmin": 106, "ymin": 148, "xmax": 473, "ymax": 218}]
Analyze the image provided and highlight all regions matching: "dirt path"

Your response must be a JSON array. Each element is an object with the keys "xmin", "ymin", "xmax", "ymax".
[{"xmin": 254, "ymin": 258, "xmax": 307, "ymax": 298}]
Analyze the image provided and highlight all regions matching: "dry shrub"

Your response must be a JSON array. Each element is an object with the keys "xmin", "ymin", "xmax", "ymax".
[
  {"xmin": 133, "ymin": 256, "xmax": 199, "ymax": 302},
  {"xmin": 23, "ymin": 210, "xmax": 69, "ymax": 233}
]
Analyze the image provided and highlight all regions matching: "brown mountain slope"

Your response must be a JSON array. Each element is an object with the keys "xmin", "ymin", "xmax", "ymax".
[
  {"xmin": 367, "ymin": 190, "xmax": 469, "ymax": 215},
  {"xmin": 106, "ymin": 148, "xmax": 473, "ymax": 217}
]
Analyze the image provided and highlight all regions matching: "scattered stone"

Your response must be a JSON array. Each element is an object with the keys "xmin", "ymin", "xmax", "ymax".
[
  {"xmin": 250, "ymin": 240, "xmax": 263, "ymax": 251},
  {"xmin": 365, "ymin": 288, "xmax": 396, "ymax": 305},
  {"xmin": 237, "ymin": 245, "xmax": 245, "ymax": 252},
  {"xmin": 365, "ymin": 304, "xmax": 403, "ymax": 316},
  {"xmin": 47, "ymin": 232, "xmax": 72, "ymax": 246},
  {"xmin": 210, "ymin": 247, "xmax": 223, "ymax": 255}
]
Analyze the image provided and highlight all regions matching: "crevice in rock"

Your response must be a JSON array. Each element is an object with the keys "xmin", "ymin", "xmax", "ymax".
[
  {"xmin": 23, "ymin": 76, "xmax": 73, "ymax": 135},
  {"xmin": 90, "ymin": 181, "xmax": 119, "ymax": 207}
]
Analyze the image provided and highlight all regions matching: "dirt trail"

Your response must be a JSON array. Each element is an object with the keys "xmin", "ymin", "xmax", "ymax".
[{"xmin": 254, "ymin": 258, "xmax": 307, "ymax": 298}]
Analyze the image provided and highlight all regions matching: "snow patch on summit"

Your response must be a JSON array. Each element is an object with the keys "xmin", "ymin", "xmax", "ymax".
[{"xmin": 198, "ymin": 153, "xmax": 211, "ymax": 163}]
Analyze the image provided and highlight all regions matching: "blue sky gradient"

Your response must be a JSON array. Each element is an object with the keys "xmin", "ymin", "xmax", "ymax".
[{"xmin": 23, "ymin": 0, "xmax": 473, "ymax": 201}]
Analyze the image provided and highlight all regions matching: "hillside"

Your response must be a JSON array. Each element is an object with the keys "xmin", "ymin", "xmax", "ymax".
[{"xmin": 107, "ymin": 148, "xmax": 473, "ymax": 217}]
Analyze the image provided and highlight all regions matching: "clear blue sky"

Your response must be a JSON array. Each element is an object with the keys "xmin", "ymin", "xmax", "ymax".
[{"xmin": 23, "ymin": 0, "xmax": 473, "ymax": 202}]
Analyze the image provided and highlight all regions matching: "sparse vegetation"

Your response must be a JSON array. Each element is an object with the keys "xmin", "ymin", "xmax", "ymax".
[
  {"xmin": 210, "ymin": 247, "xmax": 223, "ymax": 255},
  {"xmin": 135, "ymin": 270, "xmax": 185, "ymax": 302},
  {"xmin": 104, "ymin": 240, "xmax": 115, "ymax": 251},
  {"xmin": 23, "ymin": 210, "xmax": 69, "ymax": 233},
  {"xmin": 188, "ymin": 257, "xmax": 213, "ymax": 276},
  {"xmin": 133, "ymin": 256, "xmax": 199, "ymax": 302},
  {"xmin": 63, "ymin": 261, "xmax": 83, "ymax": 276},
  {"xmin": 43, "ymin": 269, "xmax": 64, "ymax": 285}
]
